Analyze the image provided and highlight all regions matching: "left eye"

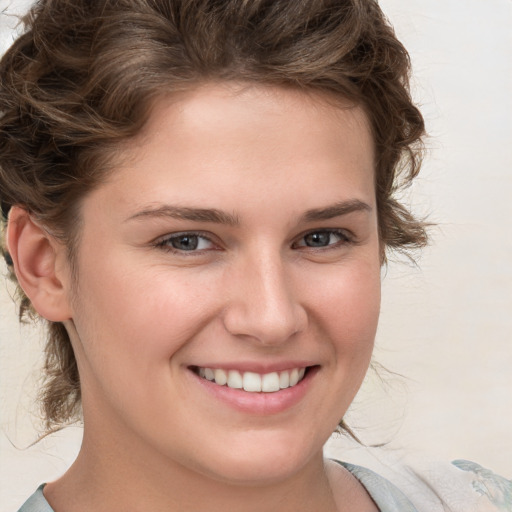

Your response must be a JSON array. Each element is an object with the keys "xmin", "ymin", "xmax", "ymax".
[
  {"xmin": 157, "ymin": 233, "xmax": 214, "ymax": 252},
  {"xmin": 295, "ymin": 230, "xmax": 350, "ymax": 248}
]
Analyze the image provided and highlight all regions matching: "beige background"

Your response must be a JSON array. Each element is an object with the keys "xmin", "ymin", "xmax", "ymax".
[{"xmin": 1, "ymin": 0, "xmax": 511, "ymax": 509}]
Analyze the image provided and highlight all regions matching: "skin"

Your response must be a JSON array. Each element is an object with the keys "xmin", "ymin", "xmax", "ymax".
[{"xmin": 8, "ymin": 83, "xmax": 381, "ymax": 511}]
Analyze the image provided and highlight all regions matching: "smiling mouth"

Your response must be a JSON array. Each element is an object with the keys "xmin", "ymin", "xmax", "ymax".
[{"xmin": 190, "ymin": 366, "xmax": 310, "ymax": 393}]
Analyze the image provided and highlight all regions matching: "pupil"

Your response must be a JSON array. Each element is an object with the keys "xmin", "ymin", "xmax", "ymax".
[
  {"xmin": 306, "ymin": 232, "xmax": 330, "ymax": 247},
  {"xmin": 173, "ymin": 235, "xmax": 198, "ymax": 250}
]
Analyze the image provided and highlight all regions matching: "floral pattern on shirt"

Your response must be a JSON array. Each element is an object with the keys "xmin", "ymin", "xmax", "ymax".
[{"xmin": 452, "ymin": 460, "xmax": 512, "ymax": 511}]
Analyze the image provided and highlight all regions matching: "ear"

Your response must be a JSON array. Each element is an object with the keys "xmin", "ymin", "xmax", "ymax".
[{"xmin": 6, "ymin": 206, "xmax": 73, "ymax": 322}]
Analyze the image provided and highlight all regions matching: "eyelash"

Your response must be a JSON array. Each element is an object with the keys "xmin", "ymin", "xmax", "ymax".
[
  {"xmin": 292, "ymin": 229, "xmax": 354, "ymax": 250},
  {"xmin": 154, "ymin": 231, "xmax": 217, "ymax": 254},
  {"xmin": 154, "ymin": 229, "xmax": 354, "ymax": 255}
]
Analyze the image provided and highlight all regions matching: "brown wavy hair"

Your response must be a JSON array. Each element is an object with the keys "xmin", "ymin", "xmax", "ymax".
[{"xmin": 0, "ymin": 0, "xmax": 427, "ymax": 432}]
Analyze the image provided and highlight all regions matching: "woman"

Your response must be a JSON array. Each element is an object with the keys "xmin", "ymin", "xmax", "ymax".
[{"xmin": 0, "ymin": 1, "xmax": 509, "ymax": 511}]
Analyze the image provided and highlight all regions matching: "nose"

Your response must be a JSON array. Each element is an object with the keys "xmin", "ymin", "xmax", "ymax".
[{"xmin": 221, "ymin": 250, "xmax": 308, "ymax": 345}]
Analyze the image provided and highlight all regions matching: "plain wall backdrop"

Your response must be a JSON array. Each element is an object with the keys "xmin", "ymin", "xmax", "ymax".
[{"xmin": 1, "ymin": 0, "xmax": 511, "ymax": 509}]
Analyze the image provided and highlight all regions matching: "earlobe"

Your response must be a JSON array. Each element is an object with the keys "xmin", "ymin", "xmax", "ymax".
[{"xmin": 6, "ymin": 206, "xmax": 73, "ymax": 322}]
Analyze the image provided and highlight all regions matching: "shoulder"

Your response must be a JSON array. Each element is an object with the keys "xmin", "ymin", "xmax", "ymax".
[
  {"xmin": 337, "ymin": 459, "xmax": 512, "ymax": 512},
  {"xmin": 16, "ymin": 485, "xmax": 54, "ymax": 512},
  {"xmin": 336, "ymin": 460, "xmax": 419, "ymax": 511}
]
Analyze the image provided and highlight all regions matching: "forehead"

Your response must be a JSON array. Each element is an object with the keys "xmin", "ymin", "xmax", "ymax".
[
  {"xmin": 135, "ymin": 83, "xmax": 373, "ymax": 163},
  {"xmin": 90, "ymin": 83, "xmax": 376, "ymax": 223}
]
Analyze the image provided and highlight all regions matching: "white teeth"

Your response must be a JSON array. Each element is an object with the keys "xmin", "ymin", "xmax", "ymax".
[
  {"xmin": 196, "ymin": 366, "xmax": 307, "ymax": 393},
  {"xmin": 227, "ymin": 370, "xmax": 243, "ymax": 389},
  {"xmin": 289, "ymin": 368, "xmax": 299, "ymax": 386},
  {"xmin": 214, "ymin": 369, "xmax": 228, "ymax": 386},
  {"xmin": 243, "ymin": 372, "xmax": 262, "ymax": 392},
  {"xmin": 261, "ymin": 372, "xmax": 280, "ymax": 392}
]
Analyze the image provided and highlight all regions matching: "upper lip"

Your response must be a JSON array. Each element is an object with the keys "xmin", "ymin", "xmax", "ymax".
[{"xmin": 188, "ymin": 361, "xmax": 317, "ymax": 374}]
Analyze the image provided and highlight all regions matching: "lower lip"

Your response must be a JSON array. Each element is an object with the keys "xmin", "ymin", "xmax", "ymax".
[{"xmin": 188, "ymin": 367, "xmax": 318, "ymax": 415}]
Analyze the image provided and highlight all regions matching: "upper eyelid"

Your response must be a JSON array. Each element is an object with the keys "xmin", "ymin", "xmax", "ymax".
[
  {"xmin": 155, "ymin": 230, "xmax": 213, "ymax": 241},
  {"xmin": 154, "ymin": 231, "xmax": 218, "ymax": 248},
  {"xmin": 293, "ymin": 228, "xmax": 353, "ymax": 242}
]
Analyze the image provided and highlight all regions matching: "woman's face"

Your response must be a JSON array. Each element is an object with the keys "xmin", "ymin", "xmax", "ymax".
[{"xmin": 65, "ymin": 83, "xmax": 381, "ymax": 484}]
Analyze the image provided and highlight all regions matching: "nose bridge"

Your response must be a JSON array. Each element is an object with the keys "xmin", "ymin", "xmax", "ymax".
[{"xmin": 223, "ymin": 245, "xmax": 306, "ymax": 344}]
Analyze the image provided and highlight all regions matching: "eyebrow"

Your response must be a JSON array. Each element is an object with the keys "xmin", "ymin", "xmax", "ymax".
[
  {"xmin": 126, "ymin": 205, "xmax": 240, "ymax": 226},
  {"xmin": 300, "ymin": 199, "xmax": 372, "ymax": 223},
  {"xmin": 126, "ymin": 199, "xmax": 371, "ymax": 226}
]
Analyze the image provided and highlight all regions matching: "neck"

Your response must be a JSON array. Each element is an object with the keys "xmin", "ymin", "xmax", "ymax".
[{"xmin": 44, "ymin": 426, "xmax": 339, "ymax": 512}]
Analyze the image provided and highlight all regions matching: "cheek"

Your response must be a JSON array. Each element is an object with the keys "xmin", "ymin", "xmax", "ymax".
[
  {"xmin": 69, "ymin": 258, "xmax": 229, "ymax": 398},
  {"xmin": 304, "ymin": 259, "xmax": 381, "ymax": 344}
]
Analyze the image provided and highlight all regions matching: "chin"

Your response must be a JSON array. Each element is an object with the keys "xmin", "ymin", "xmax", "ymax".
[
  {"xmin": 193, "ymin": 429, "xmax": 325, "ymax": 486},
  {"xmin": 204, "ymin": 457, "xmax": 303, "ymax": 487}
]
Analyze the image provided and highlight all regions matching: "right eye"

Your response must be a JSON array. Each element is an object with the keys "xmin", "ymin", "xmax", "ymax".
[{"xmin": 155, "ymin": 232, "xmax": 216, "ymax": 253}]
